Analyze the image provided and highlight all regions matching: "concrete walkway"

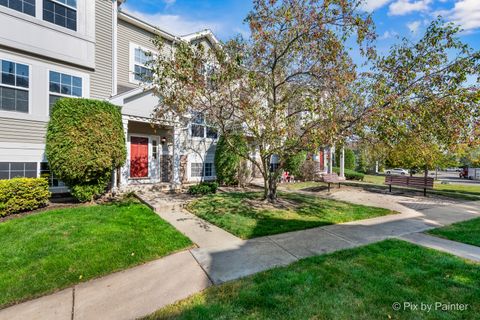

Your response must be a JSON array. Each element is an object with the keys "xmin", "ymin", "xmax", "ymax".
[
  {"xmin": 399, "ymin": 233, "xmax": 480, "ymax": 262},
  {"xmin": 2, "ymin": 188, "xmax": 480, "ymax": 320}
]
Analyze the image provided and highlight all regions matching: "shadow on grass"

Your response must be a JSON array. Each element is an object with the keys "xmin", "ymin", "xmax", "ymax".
[{"xmin": 146, "ymin": 239, "xmax": 480, "ymax": 320}]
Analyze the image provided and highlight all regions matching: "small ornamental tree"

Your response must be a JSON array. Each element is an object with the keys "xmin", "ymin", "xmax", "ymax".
[
  {"xmin": 46, "ymin": 98, "xmax": 126, "ymax": 202},
  {"xmin": 284, "ymin": 151, "xmax": 307, "ymax": 177},
  {"xmin": 214, "ymin": 134, "xmax": 249, "ymax": 186}
]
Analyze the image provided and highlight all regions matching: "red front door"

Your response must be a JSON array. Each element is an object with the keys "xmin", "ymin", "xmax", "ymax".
[{"xmin": 130, "ymin": 136, "xmax": 149, "ymax": 178}]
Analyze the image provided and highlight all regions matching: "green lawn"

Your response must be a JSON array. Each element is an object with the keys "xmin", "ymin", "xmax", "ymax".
[
  {"xmin": 186, "ymin": 192, "xmax": 394, "ymax": 239},
  {"xmin": 0, "ymin": 199, "xmax": 192, "ymax": 308},
  {"xmin": 434, "ymin": 183, "xmax": 480, "ymax": 196},
  {"xmin": 284, "ymin": 176, "xmax": 480, "ymax": 200},
  {"xmin": 146, "ymin": 239, "xmax": 480, "ymax": 320},
  {"xmin": 428, "ymin": 218, "xmax": 480, "ymax": 247}
]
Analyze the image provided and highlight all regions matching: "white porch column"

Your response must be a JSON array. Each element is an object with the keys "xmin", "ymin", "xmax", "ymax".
[
  {"xmin": 340, "ymin": 146, "xmax": 345, "ymax": 179},
  {"xmin": 323, "ymin": 148, "xmax": 328, "ymax": 173},
  {"xmin": 119, "ymin": 116, "xmax": 129, "ymax": 188},
  {"xmin": 328, "ymin": 146, "xmax": 334, "ymax": 174},
  {"xmin": 172, "ymin": 127, "xmax": 181, "ymax": 184}
]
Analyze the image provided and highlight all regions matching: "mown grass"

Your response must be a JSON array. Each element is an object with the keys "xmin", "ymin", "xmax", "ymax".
[
  {"xmin": 0, "ymin": 199, "xmax": 192, "ymax": 308},
  {"xmin": 146, "ymin": 239, "xmax": 480, "ymax": 320},
  {"xmin": 186, "ymin": 191, "xmax": 394, "ymax": 239},
  {"xmin": 428, "ymin": 217, "xmax": 480, "ymax": 247}
]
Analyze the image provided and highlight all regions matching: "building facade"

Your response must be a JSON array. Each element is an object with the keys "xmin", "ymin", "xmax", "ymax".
[{"xmin": 0, "ymin": 0, "xmax": 219, "ymax": 191}]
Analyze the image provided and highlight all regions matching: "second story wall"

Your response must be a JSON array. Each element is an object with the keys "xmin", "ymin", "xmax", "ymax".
[
  {"xmin": 0, "ymin": 0, "xmax": 96, "ymax": 69},
  {"xmin": 89, "ymin": 0, "xmax": 113, "ymax": 99},
  {"xmin": 117, "ymin": 17, "xmax": 158, "ymax": 94}
]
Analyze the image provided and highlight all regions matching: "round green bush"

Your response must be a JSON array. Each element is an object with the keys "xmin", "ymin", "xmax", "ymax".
[
  {"xmin": 46, "ymin": 98, "xmax": 126, "ymax": 202},
  {"xmin": 284, "ymin": 151, "xmax": 307, "ymax": 177},
  {"xmin": 214, "ymin": 134, "xmax": 248, "ymax": 186}
]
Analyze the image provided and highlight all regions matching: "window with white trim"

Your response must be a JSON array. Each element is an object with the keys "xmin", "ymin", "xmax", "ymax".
[
  {"xmin": 0, "ymin": 162, "xmax": 37, "ymax": 179},
  {"xmin": 190, "ymin": 113, "xmax": 218, "ymax": 139},
  {"xmin": 43, "ymin": 0, "xmax": 77, "ymax": 31},
  {"xmin": 49, "ymin": 70, "xmax": 82, "ymax": 112},
  {"xmin": 130, "ymin": 44, "xmax": 154, "ymax": 83},
  {"xmin": 191, "ymin": 162, "xmax": 215, "ymax": 178},
  {"xmin": 191, "ymin": 163, "xmax": 203, "ymax": 177},
  {"xmin": 0, "ymin": 0, "xmax": 35, "ymax": 16},
  {"xmin": 0, "ymin": 60, "xmax": 29, "ymax": 113}
]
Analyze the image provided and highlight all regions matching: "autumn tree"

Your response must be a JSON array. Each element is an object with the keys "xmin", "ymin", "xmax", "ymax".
[
  {"xmin": 150, "ymin": 0, "xmax": 374, "ymax": 201},
  {"xmin": 358, "ymin": 19, "xmax": 480, "ymax": 176}
]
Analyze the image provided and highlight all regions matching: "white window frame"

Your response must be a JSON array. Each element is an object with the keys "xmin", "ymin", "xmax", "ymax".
[
  {"xmin": 47, "ymin": 67, "xmax": 87, "ymax": 115},
  {"xmin": 189, "ymin": 112, "xmax": 218, "ymax": 140},
  {"xmin": 129, "ymin": 42, "xmax": 156, "ymax": 85},
  {"xmin": 43, "ymin": 0, "xmax": 77, "ymax": 31},
  {"xmin": 0, "ymin": 58, "xmax": 31, "ymax": 114}
]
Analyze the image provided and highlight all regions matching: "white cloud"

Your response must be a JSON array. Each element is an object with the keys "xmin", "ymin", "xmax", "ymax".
[
  {"xmin": 436, "ymin": 0, "xmax": 480, "ymax": 31},
  {"xmin": 359, "ymin": 0, "xmax": 392, "ymax": 12},
  {"xmin": 388, "ymin": 0, "xmax": 431, "ymax": 16},
  {"xmin": 379, "ymin": 30, "xmax": 398, "ymax": 39},
  {"xmin": 163, "ymin": 0, "xmax": 176, "ymax": 3},
  {"xmin": 406, "ymin": 20, "xmax": 421, "ymax": 33},
  {"xmin": 122, "ymin": 6, "xmax": 222, "ymax": 36}
]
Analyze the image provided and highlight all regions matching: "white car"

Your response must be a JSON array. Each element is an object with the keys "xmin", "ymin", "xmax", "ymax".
[{"xmin": 385, "ymin": 168, "xmax": 409, "ymax": 175}]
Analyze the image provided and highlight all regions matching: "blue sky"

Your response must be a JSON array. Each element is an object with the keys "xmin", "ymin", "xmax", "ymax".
[{"xmin": 122, "ymin": 0, "xmax": 479, "ymax": 54}]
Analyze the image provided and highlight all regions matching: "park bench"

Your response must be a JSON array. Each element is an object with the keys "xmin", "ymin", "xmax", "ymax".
[
  {"xmin": 384, "ymin": 175, "xmax": 434, "ymax": 196},
  {"xmin": 323, "ymin": 173, "xmax": 342, "ymax": 192}
]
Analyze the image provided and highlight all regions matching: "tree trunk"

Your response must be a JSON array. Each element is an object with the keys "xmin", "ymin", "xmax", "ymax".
[{"xmin": 267, "ymin": 173, "xmax": 278, "ymax": 202}]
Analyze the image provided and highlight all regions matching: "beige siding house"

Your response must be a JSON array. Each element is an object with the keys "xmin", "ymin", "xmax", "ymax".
[{"xmin": 0, "ymin": 0, "xmax": 221, "ymax": 191}]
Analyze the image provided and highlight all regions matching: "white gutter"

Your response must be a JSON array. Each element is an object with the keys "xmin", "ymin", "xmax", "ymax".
[{"xmin": 118, "ymin": 11, "xmax": 181, "ymax": 42}]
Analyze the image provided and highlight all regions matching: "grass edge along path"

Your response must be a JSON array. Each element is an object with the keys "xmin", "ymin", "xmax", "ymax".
[{"xmin": 0, "ymin": 199, "xmax": 193, "ymax": 308}]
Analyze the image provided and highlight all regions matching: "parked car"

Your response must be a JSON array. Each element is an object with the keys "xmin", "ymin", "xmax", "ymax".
[{"xmin": 385, "ymin": 168, "xmax": 409, "ymax": 175}]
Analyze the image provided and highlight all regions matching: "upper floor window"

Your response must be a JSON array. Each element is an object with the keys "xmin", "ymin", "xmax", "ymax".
[
  {"xmin": 190, "ymin": 113, "xmax": 218, "ymax": 139},
  {"xmin": 0, "ymin": 59, "xmax": 29, "ymax": 113},
  {"xmin": 0, "ymin": 0, "xmax": 35, "ymax": 16},
  {"xmin": 43, "ymin": 0, "xmax": 77, "ymax": 31},
  {"xmin": 49, "ymin": 70, "xmax": 82, "ymax": 112},
  {"xmin": 130, "ymin": 43, "xmax": 154, "ymax": 84}
]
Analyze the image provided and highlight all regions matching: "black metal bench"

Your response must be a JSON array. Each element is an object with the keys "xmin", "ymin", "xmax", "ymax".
[
  {"xmin": 323, "ymin": 173, "xmax": 341, "ymax": 192},
  {"xmin": 385, "ymin": 175, "xmax": 434, "ymax": 196}
]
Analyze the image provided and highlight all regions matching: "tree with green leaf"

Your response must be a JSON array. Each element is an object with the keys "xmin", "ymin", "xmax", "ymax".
[{"xmin": 150, "ymin": 0, "xmax": 374, "ymax": 201}]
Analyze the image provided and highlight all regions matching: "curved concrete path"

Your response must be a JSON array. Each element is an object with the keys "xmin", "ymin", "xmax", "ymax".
[{"xmin": 2, "ymin": 188, "xmax": 480, "ymax": 320}]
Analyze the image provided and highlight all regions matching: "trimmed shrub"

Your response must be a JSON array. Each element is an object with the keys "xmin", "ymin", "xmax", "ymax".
[
  {"xmin": 284, "ymin": 151, "xmax": 307, "ymax": 177},
  {"xmin": 0, "ymin": 178, "xmax": 50, "ymax": 216},
  {"xmin": 214, "ymin": 134, "xmax": 248, "ymax": 186},
  {"xmin": 188, "ymin": 182, "xmax": 219, "ymax": 195},
  {"xmin": 46, "ymin": 98, "xmax": 126, "ymax": 202},
  {"xmin": 333, "ymin": 167, "xmax": 365, "ymax": 181},
  {"xmin": 335, "ymin": 148, "xmax": 356, "ymax": 170}
]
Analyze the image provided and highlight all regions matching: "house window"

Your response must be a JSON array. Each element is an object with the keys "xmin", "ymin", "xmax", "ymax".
[
  {"xmin": 190, "ymin": 113, "xmax": 217, "ymax": 139},
  {"xmin": 152, "ymin": 140, "xmax": 158, "ymax": 160},
  {"xmin": 191, "ymin": 163, "xmax": 203, "ymax": 177},
  {"xmin": 0, "ymin": 0, "xmax": 35, "ymax": 16},
  {"xmin": 49, "ymin": 71, "xmax": 82, "ymax": 112},
  {"xmin": 130, "ymin": 45, "xmax": 153, "ymax": 83},
  {"xmin": 191, "ymin": 163, "xmax": 214, "ymax": 177},
  {"xmin": 43, "ymin": 0, "xmax": 77, "ymax": 31},
  {"xmin": 0, "ymin": 162, "xmax": 37, "ymax": 179},
  {"xmin": 204, "ymin": 163, "xmax": 213, "ymax": 177},
  {"xmin": 0, "ymin": 60, "xmax": 29, "ymax": 113},
  {"xmin": 40, "ymin": 162, "xmax": 65, "ymax": 187}
]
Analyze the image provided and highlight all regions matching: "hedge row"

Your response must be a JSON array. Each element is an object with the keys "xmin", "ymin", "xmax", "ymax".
[
  {"xmin": 333, "ymin": 167, "xmax": 365, "ymax": 181},
  {"xmin": 188, "ymin": 181, "xmax": 219, "ymax": 195},
  {"xmin": 0, "ymin": 178, "xmax": 50, "ymax": 217}
]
